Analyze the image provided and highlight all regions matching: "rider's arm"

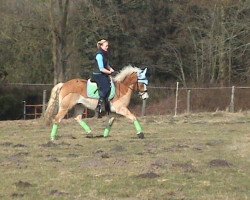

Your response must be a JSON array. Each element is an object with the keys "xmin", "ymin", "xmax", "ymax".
[
  {"xmin": 107, "ymin": 66, "xmax": 114, "ymax": 73},
  {"xmin": 96, "ymin": 54, "xmax": 112, "ymax": 75}
]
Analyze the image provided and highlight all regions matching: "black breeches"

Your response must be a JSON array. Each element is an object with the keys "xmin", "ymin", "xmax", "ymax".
[{"xmin": 93, "ymin": 73, "xmax": 111, "ymax": 99}]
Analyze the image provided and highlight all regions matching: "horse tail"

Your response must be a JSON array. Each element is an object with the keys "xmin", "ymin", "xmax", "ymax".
[{"xmin": 44, "ymin": 83, "xmax": 64, "ymax": 125}]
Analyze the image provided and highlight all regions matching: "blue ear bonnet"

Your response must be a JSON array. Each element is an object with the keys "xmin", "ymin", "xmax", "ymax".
[{"xmin": 137, "ymin": 68, "xmax": 149, "ymax": 85}]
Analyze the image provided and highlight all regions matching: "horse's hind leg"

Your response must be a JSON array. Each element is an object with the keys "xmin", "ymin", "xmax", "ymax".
[
  {"xmin": 50, "ymin": 94, "xmax": 78, "ymax": 140},
  {"xmin": 50, "ymin": 109, "xmax": 69, "ymax": 141},
  {"xmin": 50, "ymin": 108, "xmax": 69, "ymax": 141}
]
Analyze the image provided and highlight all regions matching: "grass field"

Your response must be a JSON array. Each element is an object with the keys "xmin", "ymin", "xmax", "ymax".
[{"xmin": 0, "ymin": 112, "xmax": 249, "ymax": 200}]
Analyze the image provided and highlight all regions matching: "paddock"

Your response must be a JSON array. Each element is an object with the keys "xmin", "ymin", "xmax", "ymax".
[{"xmin": 0, "ymin": 112, "xmax": 249, "ymax": 199}]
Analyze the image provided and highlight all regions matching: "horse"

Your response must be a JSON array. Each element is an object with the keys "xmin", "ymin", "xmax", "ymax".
[{"xmin": 44, "ymin": 65, "xmax": 149, "ymax": 140}]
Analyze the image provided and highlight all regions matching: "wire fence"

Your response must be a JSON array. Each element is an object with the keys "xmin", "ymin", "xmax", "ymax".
[
  {"xmin": 1, "ymin": 83, "xmax": 250, "ymax": 119},
  {"xmin": 138, "ymin": 84, "xmax": 250, "ymax": 116}
]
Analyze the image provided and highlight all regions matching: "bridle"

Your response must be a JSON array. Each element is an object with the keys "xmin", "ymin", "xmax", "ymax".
[
  {"xmin": 115, "ymin": 71, "xmax": 148, "ymax": 98},
  {"xmin": 135, "ymin": 79, "xmax": 148, "ymax": 97},
  {"xmin": 126, "ymin": 76, "xmax": 148, "ymax": 97}
]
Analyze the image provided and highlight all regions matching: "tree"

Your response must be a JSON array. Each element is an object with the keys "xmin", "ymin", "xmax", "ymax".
[
  {"xmin": 49, "ymin": 0, "xmax": 70, "ymax": 84},
  {"xmin": 0, "ymin": 0, "xmax": 249, "ymax": 86},
  {"xmin": 186, "ymin": 0, "xmax": 250, "ymax": 86},
  {"xmin": 0, "ymin": 0, "xmax": 52, "ymax": 84}
]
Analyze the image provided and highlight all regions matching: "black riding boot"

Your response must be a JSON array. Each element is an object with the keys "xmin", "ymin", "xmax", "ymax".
[
  {"xmin": 95, "ymin": 98, "xmax": 104, "ymax": 118},
  {"xmin": 104, "ymin": 98, "xmax": 111, "ymax": 115}
]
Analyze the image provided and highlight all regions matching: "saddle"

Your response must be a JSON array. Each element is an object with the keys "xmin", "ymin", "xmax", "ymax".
[{"xmin": 87, "ymin": 79, "xmax": 115, "ymax": 100}]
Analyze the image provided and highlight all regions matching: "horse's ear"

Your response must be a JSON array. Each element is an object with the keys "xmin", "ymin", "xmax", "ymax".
[
  {"xmin": 139, "ymin": 68, "xmax": 145, "ymax": 74},
  {"xmin": 140, "ymin": 67, "xmax": 148, "ymax": 76},
  {"xmin": 141, "ymin": 67, "xmax": 151, "ymax": 79},
  {"xmin": 143, "ymin": 68, "xmax": 148, "ymax": 75}
]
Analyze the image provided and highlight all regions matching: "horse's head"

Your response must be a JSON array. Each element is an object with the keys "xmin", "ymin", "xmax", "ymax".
[
  {"xmin": 114, "ymin": 65, "xmax": 150, "ymax": 100},
  {"xmin": 136, "ymin": 68, "xmax": 149, "ymax": 100}
]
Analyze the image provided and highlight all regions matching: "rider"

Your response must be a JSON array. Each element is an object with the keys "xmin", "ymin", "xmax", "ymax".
[{"xmin": 93, "ymin": 39, "xmax": 114, "ymax": 118}]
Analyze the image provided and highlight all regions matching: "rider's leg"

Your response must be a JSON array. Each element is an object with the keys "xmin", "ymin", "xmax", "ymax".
[
  {"xmin": 95, "ymin": 74, "xmax": 111, "ymax": 118},
  {"xmin": 93, "ymin": 74, "xmax": 104, "ymax": 118},
  {"xmin": 95, "ymin": 96, "xmax": 104, "ymax": 118},
  {"xmin": 102, "ymin": 77, "xmax": 111, "ymax": 114},
  {"xmin": 104, "ymin": 95, "xmax": 111, "ymax": 114}
]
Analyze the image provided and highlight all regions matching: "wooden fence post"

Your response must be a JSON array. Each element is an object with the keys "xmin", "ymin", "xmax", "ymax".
[
  {"xmin": 187, "ymin": 89, "xmax": 191, "ymax": 114},
  {"xmin": 42, "ymin": 90, "xmax": 47, "ymax": 116},
  {"xmin": 229, "ymin": 86, "xmax": 235, "ymax": 112},
  {"xmin": 141, "ymin": 99, "xmax": 146, "ymax": 116},
  {"xmin": 174, "ymin": 82, "xmax": 179, "ymax": 117},
  {"xmin": 23, "ymin": 100, "xmax": 26, "ymax": 120}
]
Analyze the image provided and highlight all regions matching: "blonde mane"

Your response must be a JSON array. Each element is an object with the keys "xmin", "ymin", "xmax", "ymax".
[{"xmin": 114, "ymin": 65, "xmax": 141, "ymax": 82}]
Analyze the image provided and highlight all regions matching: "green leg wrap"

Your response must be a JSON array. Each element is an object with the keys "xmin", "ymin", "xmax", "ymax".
[
  {"xmin": 51, "ymin": 124, "xmax": 58, "ymax": 141},
  {"xmin": 134, "ymin": 120, "xmax": 142, "ymax": 134},
  {"xmin": 79, "ymin": 120, "xmax": 91, "ymax": 134},
  {"xmin": 103, "ymin": 117, "xmax": 115, "ymax": 138},
  {"xmin": 103, "ymin": 127, "xmax": 111, "ymax": 138}
]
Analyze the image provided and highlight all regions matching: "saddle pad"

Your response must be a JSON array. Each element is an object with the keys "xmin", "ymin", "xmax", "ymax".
[{"xmin": 87, "ymin": 79, "xmax": 115, "ymax": 100}]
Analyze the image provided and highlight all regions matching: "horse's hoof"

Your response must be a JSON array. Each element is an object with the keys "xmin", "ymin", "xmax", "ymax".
[
  {"xmin": 137, "ymin": 132, "xmax": 144, "ymax": 139},
  {"xmin": 50, "ymin": 136, "xmax": 58, "ymax": 141}
]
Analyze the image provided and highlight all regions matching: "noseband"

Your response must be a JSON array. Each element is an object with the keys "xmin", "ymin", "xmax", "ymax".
[
  {"xmin": 118, "ymin": 72, "xmax": 148, "ymax": 97},
  {"xmin": 127, "ymin": 78, "xmax": 148, "ymax": 97}
]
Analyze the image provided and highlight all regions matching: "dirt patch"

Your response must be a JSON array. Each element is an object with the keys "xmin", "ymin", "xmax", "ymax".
[
  {"xmin": 0, "ymin": 142, "xmax": 13, "ymax": 147},
  {"xmin": 11, "ymin": 152, "xmax": 29, "ymax": 157},
  {"xmin": 111, "ymin": 145, "xmax": 126, "ymax": 152},
  {"xmin": 145, "ymin": 142, "xmax": 158, "ymax": 154},
  {"xmin": 4, "ymin": 152, "xmax": 29, "ymax": 168},
  {"xmin": 193, "ymin": 145, "xmax": 204, "ymax": 152},
  {"xmin": 209, "ymin": 159, "xmax": 232, "ymax": 168},
  {"xmin": 81, "ymin": 159, "xmax": 106, "ymax": 168},
  {"xmin": 101, "ymin": 153, "xmax": 110, "ymax": 158},
  {"xmin": 8, "ymin": 152, "xmax": 29, "ymax": 162},
  {"xmin": 11, "ymin": 193, "xmax": 24, "ymax": 198},
  {"xmin": 75, "ymin": 144, "xmax": 83, "ymax": 147},
  {"xmin": 113, "ymin": 158, "xmax": 128, "ymax": 167},
  {"xmin": 46, "ymin": 156, "xmax": 61, "ymax": 162},
  {"xmin": 58, "ymin": 142, "xmax": 71, "ymax": 147},
  {"xmin": 67, "ymin": 153, "xmax": 79, "ymax": 158},
  {"xmin": 136, "ymin": 172, "xmax": 160, "ymax": 179},
  {"xmin": 206, "ymin": 140, "xmax": 224, "ymax": 146},
  {"xmin": 150, "ymin": 158, "xmax": 171, "ymax": 169},
  {"xmin": 172, "ymin": 162, "xmax": 198, "ymax": 173},
  {"xmin": 49, "ymin": 189, "xmax": 69, "ymax": 196},
  {"xmin": 14, "ymin": 181, "xmax": 33, "ymax": 188},
  {"xmin": 165, "ymin": 144, "xmax": 189, "ymax": 152},
  {"xmin": 63, "ymin": 134, "xmax": 77, "ymax": 139},
  {"xmin": 88, "ymin": 134, "xmax": 104, "ymax": 138},
  {"xmin": 40, "ymin": 141, "xmax": 57, "ymax": 148},
  {"xmin": 13, "ymin": 144, "xmax": 27, "ymax": 148},
  {"xmin": 93, "ymin": 149, "xmax": 110, "ymax": 159}
]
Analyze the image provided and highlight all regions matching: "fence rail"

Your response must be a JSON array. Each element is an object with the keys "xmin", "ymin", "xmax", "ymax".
[
  {"xmin": 141, "ymin": 84, "xmax": 250, "ymax": 116},
  {"xmin": 23, "ymin": 103, "xmax": 43, "ymax": 119},
  {"xmin": 2, "ymin": 83, "xmax": 250, "ymax": 119}
]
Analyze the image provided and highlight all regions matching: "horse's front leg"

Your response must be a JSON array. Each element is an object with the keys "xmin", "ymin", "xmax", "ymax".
[{"xmin": 115, "ymin": 106, "xmax": 144, "ymax": 139}]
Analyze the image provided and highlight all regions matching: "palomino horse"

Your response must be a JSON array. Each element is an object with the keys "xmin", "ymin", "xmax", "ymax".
[{"xmin": 44, "ymin": 65, "xmax": 149, "ymax": 140}]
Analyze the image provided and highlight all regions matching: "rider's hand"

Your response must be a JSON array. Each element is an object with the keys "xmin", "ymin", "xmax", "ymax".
[{"xmin": 111, "ymin": 71, "xmax": 118, "ymax": 76}]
